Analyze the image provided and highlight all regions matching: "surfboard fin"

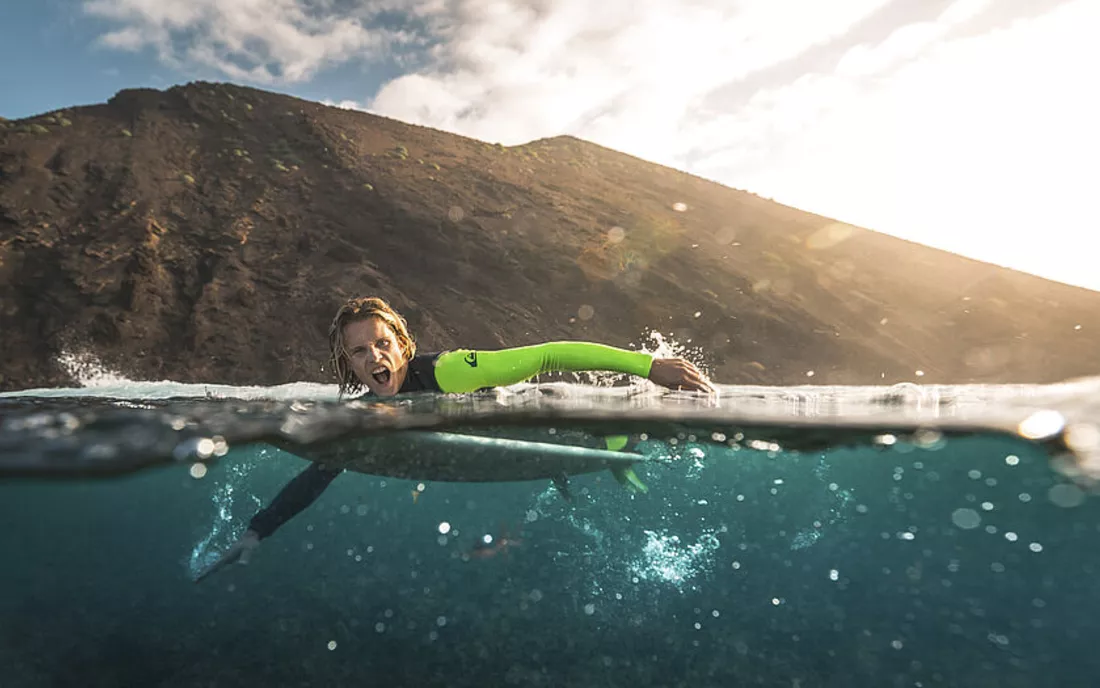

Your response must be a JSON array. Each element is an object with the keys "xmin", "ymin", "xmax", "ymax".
[
  {"xmin": 604, "ymin": 435, "xmax": 630, "ymax": 452},
  {"xmin": 603, "ymin": 435, "xmax": 648, "ymax": 494},
  {"xmin": 610, "ymin": 465, "xmax": 649, "ymax": 494}
]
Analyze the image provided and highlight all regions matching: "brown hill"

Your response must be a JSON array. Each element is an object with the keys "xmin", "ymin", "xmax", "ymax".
[{"xmin": 1, "ymin": 82, "xmax": 1097, "ymax": 391}]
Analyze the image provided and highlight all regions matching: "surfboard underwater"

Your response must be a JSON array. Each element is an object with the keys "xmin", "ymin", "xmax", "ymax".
[
  {"xmin": 2, "ymin": 378, "xmax": 1097, "ymax": 492},
  {"xmin": 264, "ymin": 428, "xmax": 646, "ymax": 483}
]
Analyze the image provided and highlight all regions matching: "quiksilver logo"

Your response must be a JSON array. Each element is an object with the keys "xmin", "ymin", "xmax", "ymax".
[{"xmin": 464, "ymin": 351, "xmax": 478, "ymax": 367}]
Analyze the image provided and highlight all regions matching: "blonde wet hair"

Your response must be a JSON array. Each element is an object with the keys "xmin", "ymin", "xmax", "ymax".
[{"xmin": 329, "ymin": 296, "xmax": 417, "ymax": 397}]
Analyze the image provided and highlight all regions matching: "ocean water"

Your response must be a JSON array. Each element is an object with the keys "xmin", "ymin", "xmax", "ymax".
[{"xmin": 3, "ymin": 367, "xmax": 1100, "ymax": 687}]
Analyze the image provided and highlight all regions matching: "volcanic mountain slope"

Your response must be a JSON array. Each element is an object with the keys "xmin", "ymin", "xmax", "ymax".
[{"xmin": 1, "ymin": 82, "xmax": 1097, "ymax": 391}]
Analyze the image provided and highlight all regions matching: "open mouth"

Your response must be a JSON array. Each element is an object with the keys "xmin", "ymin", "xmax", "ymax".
[{"xmin": 371, "ymin": 366, "xmax": 391, "ymax": 386}]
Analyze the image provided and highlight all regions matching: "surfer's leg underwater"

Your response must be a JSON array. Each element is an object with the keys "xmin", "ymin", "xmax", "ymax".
[{"xmin": 552, "ymin": 474, "xmax": 574, "ymax": 503}]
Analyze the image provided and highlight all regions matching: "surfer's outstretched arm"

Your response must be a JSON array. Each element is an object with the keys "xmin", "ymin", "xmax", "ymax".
[
  {"xmin": 247, "ymin": 462, "xmax": 343, "ymax": 539},
  {"xmin": 194, "ymin": 462, "xmax": 341, "ymax": 582},
  {"xmin": 432, "ymin": 342, "xmax": 713, "ymax": 393}
]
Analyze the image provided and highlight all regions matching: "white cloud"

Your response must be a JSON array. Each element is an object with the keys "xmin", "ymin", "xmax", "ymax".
[
  {"xmin": 938, "ymin": 0, "xmax": 995, "ymax": 25},
  {"xmin": 322, "ymin": 98, "xmax": 369, "ymax": 111},
  {"xmin": 369, "ymin": 0, "xmax": 895, "ymax": 152},
  {"xmin": 87, "ymin": 0, "xmax": 894, "ymax": 135},
  {"xmin": 675, "ymin": 0, "xmax": 998, "ymax": 182},
  {"xmin": 83, "ymin": 0, "xmax": 412, "ymax": 82}
]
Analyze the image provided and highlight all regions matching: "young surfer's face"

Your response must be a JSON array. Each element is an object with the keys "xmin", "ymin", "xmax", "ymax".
[{"xmin": 343, "ymin": 317, "xmax": 409, "ymax": 397}]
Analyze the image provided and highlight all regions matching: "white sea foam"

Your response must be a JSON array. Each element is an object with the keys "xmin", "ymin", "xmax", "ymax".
[
  {"xmin": 6, "ymin": 349, "xmax": 342, "ymax": 401},
  {"xmin": 56, "ymin": 350, "xmax": 131, "ymax": 388}
]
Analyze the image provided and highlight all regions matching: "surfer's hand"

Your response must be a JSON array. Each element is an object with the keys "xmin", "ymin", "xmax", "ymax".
[
  {"xmin": 194, "ymin": 530, "xmax": 261, "ymax": 583},
  {"xmin": 649, "ymin": 357, "xmax": 715, "ymax": 393}
]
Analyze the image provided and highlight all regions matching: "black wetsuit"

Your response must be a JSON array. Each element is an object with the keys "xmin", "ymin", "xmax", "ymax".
[{"xmin": 247, "ymin": 353, "xmax": 442, "ymax": 539}]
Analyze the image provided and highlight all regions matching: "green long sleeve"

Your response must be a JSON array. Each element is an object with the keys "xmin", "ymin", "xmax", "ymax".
[{"xmin": 433, "ymin": 341, "xmax": 654, "ymax": 394}]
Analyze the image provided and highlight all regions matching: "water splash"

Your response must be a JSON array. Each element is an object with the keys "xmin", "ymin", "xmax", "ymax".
[
  {"xmin": 188, "ymin": 460, "xmax": 261, "ymax": 578},
  {"xmin": 12, "ymin": 358, "xmax": 340, "ymax": 400},
  {"xmin": 790, "ymin": 455, "xmax": 854, "ymax": 551},
  {"xmin": 630, "ymin": 529, "xmax": 721, "ymax": 589},
  {"xmin": 636, "ymin": 330, "xmax": 709, "ymax": 374},
  {"xmin": 572, "ymin": 329, "xmax": 708, "ymax": 389},
  {"xmin": 533, "ymin": 479, "xmax": 722, "ymax": 594},
  {"xmin": 790, "ymin": 529, "xmax": 823, "ymax": 550},
  {"xmin": 56, "ymin": 350, "xmax": 129, "ymax": 388}
]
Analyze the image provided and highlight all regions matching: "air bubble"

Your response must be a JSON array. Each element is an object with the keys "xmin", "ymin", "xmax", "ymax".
[
  {"xmin": 1048, "ymin": 484, "xmax": 1086, "ymax": 508},
  {"xmin": 951, "ymin": 508, "xmax": 981, "ymax": 530}
]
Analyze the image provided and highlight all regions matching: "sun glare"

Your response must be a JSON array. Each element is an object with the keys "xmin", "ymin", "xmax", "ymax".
[{"xmin": 743, "ymin": 0, "xmax": 1100, "ymax": 291}]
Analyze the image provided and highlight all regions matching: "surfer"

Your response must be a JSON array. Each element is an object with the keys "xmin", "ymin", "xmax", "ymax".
[{"xmin": 195, "ymin": 296, "xmax": 713, "ymax": 581}]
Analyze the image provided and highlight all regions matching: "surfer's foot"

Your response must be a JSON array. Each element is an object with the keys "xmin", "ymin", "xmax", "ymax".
[{"xmin": 552, "ymin": 474, "xmax": 574, "ymax": 503}]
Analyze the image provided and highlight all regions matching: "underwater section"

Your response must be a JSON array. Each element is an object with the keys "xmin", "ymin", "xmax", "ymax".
[
  {"xmin": 0, "ymin": 426, "xmax": 1096, "ymax": 684},
  {"xmin": 2, "ymin": 380, "xmax": 1100, "ymax": 686}
]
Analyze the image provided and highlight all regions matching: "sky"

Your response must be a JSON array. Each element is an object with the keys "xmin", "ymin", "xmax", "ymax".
[{"xmin": 2, "ymin": 0, "xmax": 1098, "ymax": 292}]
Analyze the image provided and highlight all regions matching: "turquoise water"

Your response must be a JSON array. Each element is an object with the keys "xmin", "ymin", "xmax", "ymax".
[{"xmin": 2, "ymin": 377, "xmax": 1100, "ymax": 686}]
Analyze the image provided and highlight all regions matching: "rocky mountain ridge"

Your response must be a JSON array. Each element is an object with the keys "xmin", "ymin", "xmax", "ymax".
[{"xmin": 1, "ymin": 82, "xmax": 1096, "ymax": 391}]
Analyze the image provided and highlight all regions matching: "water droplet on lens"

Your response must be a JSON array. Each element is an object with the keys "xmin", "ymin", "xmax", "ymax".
[{"xmin": 1018, "ymin": 410, "xmax": 1065, "ymax": 439}]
